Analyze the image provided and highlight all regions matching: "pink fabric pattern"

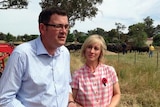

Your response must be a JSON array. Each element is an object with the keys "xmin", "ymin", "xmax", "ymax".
[{"xmin": 71, "ymin": 63, "xmax": 118, "ymax": 107}]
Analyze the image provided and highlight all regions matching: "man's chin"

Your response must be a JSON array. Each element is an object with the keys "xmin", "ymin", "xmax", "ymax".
[{"xmin": 58, "ymin": 42, "xmax": 65, "ymax": 46}]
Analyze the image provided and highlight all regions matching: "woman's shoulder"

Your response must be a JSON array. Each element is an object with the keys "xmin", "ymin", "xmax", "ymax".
[
  {"xmin": 99, "ymin": 63, "xmax": 116, "ymax": 72},
  {"xmin": 100, "ymin": 63, "xmax": 114, "ymax": 68},
  {"xmin": 72, "ymin": 65, "xmax": 87, "ymax": 76},
  {"xmin": 75, "ymin": 65, "xmax": 86, "ymax": 72}
]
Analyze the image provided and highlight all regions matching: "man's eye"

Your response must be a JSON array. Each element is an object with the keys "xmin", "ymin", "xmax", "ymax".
[{"xmin": 54, "ymin": 25, "xmax": 61, "ymax": 28}]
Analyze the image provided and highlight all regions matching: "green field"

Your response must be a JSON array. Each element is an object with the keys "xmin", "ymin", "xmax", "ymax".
[{"xmin": 70, "ymin": 50, "xmax": 160, "ymax": 107}]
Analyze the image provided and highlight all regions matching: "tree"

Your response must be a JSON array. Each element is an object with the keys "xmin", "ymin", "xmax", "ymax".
[
  {"xmin": 113, "ymin": 22, "xmax": 126, "ymax": 44},
  {"xmin": 154, "ymin": 24, "xmax": 160, "ymax": 36},
  {"xmin": 128, "ymin": 23, "xmax": 147, "ymax": 47},
  {"xmin": 88, "ymin": 27, "xmax": 106, "ymax": 36},
  {"xmin": 115, "ymin": 22, "xmax": 126, "ymax": 32},
  {"xmin": 143, "ymin": 16, "xmax": 154, "ymax": 37},
  {"xmin": 39, "ymin": 0, "xmax": 103, "ymax": 27},
  {"xmin": 30, "ymin": 34, "xmax": 39, "ymax": 40},
  {"xmin": 128, "ymin": 23, "xmax": 144, "ymax": 36},
  {"xmin": 107, "ymin": 29, "xmax": 118, "ymax": 43},
  {"xmin": 5, "ymin": 33, "xmax": 15, "ymax": 42},
  {"xmin": 77, "ymin": 35, "xmax": 88, "ymax": 43},
  {"xmin": 66, "ymin": 34, "xmax": 75, "ymax": 42},
  {"xmin": 0, "ymin": 0, "xmax": 28, "ymax": 9},
  {"xmin": 0, "ymin": 32, "xmax": 5, "ymax": 40},
  {"xmin": 153, "ymin": 34, "xmax": 160, "ymax": 46},
  {"xmin": 87, "ymin": 28, "xmax": 108, "ymax": 44}
]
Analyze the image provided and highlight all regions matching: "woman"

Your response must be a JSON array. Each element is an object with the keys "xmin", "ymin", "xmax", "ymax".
[{"xmin": 71, "ymin": 34, "xmax": 121, "ymax": 107}]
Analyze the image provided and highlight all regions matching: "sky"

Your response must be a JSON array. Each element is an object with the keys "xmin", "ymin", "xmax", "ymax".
[{"xmin": 0, "ymin": 0, "xmax": 160, "ymax": 36}]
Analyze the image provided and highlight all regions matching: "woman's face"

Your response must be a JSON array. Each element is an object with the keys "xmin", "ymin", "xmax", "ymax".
[{"xmin": 85, "ymin": 43, "xmax": 101, "ymax": 63}]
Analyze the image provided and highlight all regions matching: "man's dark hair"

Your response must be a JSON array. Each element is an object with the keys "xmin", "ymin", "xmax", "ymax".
[{"xmin": 38, "ymin": 6, "xmax": 68, "ymax": 24}]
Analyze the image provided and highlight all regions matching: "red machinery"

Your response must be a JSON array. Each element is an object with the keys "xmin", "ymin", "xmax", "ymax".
[{"xmin": 0, "ymin": 43, "xmax": 14, "ymax": 74}]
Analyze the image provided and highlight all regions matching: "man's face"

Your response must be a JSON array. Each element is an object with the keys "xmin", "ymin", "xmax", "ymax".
[{"xmin": 40, "ymin": 14, "xmax": 69, "ymax": 50}]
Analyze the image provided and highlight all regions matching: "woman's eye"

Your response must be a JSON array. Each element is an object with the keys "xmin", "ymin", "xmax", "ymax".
[
  {"xmin": 87, "ymin": 46, "xmax": 92, "ymax": 49},
  {"xmin": 94, "ymin": 47, "xmax": 99, "ymax": 50}
]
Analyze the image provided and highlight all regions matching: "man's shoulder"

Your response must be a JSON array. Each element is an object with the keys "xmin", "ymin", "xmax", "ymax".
[
  {"xmin": 14, "ymin": 39, "xmax": 36, "ymax": 53},
  {"xmin": 60, "ymin": 45, "xmax": 70, "ymax": 53}
]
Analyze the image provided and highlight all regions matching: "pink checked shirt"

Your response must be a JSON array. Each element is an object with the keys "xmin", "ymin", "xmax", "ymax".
[{"xmin": 71, "ymin": 63, "xmax": 118, "ymax": 107}]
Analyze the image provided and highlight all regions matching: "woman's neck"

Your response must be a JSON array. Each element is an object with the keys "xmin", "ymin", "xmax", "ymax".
[{"xmin": 86, "ymin": 61, "xmax": 99, "ymax": 73}]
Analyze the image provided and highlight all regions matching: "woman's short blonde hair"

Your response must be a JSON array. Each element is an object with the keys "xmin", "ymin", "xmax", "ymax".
[{"xmin": 81, "ymin": 34, "xmax": 107, "ymax": 63}]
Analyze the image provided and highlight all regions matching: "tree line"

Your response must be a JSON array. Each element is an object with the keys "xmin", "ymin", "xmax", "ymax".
[
  {"xmin": 67, "ymin": 16, "xmax": 160, "ymax": 47},
  {"xmin": 0, "ymin": 16, "xmax": 160, "ymax": 47}
]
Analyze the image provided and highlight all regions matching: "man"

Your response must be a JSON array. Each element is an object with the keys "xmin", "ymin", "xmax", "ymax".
[
  {"xmin": 149, "ymin": 44, "xmax": 155, "ymax": 57},
  {"xmin": 0, "ymin": 6, "xmax": 76, "ymax": 107}
]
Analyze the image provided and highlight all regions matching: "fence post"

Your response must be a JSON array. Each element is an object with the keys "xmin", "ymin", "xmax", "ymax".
[
  {"xmin": 157, "ymin": 51, "xmax": 159, "ymax": 69},
  {"xmin": 134, "ymin": 52, "xmax": 136, "ymax": 64}
]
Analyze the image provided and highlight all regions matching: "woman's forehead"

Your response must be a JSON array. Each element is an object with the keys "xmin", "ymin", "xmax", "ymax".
[{"xmin": 88, "ymin": 42, "xmax": 101, "ymax": 46}]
